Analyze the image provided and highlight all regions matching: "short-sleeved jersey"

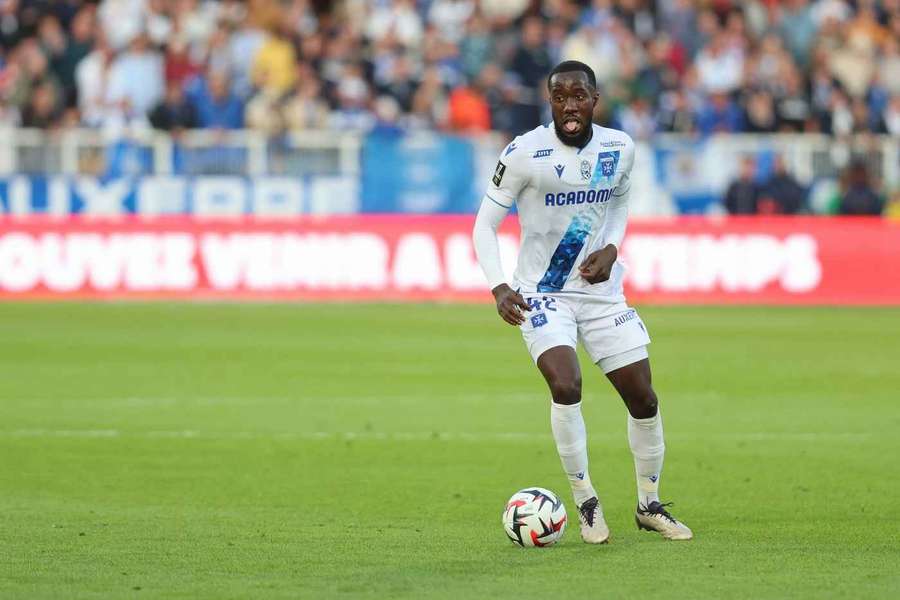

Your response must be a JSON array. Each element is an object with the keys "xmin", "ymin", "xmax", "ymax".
[{"xmin": 486, "ymin": 123, "xmax": 635, "ymax": 300}]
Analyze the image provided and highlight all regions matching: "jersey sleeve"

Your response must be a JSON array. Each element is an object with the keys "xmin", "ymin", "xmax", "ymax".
[
  {"xmin": 611, "ymin": 135, "xmax": 636, "ymax": 199},
  {"xmin": 485, "ymin": 139, "xmax": 529, "ymax": 208},
  {"xmin": 603, "ymin": 136, "xmax": 635, "ymax": 250}
]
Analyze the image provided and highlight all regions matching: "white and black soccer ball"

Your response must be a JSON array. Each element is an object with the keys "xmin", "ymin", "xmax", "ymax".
[{"xmin": 502, "ymin": 487, "xmax": 567, "ymax": 547}]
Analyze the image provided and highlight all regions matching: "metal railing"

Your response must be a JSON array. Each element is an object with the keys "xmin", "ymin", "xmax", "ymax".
[
  {"xmin": 0, "ymin": 128, "xmax": 363, "ymax": 178},
  {"xmin": 0, "ymin": 128, "xmax": 896, "ymax": 189}
]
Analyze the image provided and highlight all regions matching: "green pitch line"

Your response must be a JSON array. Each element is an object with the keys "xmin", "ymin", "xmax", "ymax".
[{"xmin": 1, "ymin": 303, "xmax": 899, "ymax": 599}]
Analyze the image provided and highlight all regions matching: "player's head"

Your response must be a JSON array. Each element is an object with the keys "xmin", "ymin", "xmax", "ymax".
[{"xmin": 547, "ymin": 60, "xmax": 598, "ymax": 147}]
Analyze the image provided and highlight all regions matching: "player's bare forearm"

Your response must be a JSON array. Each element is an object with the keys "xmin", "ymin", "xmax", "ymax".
[
  {"xmin": 492, "ymin": 283, "xmax": 531, "ymax": 326},
  {"xmin": 578, "ymin": 244, "xmax": 617, "ymax": 284}
]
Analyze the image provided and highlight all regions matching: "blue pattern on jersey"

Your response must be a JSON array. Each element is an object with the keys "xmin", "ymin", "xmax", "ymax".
[
  {"xmin": 589, "ymin": 150, "xmax": 620, "ymax": 188},
  {"xmin": 537, "ymin": 213, "xmax": 593, "ymax": 292}
]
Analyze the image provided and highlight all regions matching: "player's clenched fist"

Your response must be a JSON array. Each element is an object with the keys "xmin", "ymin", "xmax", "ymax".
[
  {"xmin": 578, "ymin": 244, "xmax": 617, "ymax": 284},
  {"xmin": 491, "ymin": 283, "xmax": 531, "ymax": 326}
]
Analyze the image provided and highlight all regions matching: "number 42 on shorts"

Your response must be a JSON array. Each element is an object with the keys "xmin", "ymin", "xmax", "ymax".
[{"xmin": 527, "ymin": 296, "xmax": 558, "ymax": 312}]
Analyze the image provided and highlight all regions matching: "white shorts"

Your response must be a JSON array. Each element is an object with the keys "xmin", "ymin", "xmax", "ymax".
[{"xmin": 518, "ymin": 294, "xmax": 651, "ymax": 373}]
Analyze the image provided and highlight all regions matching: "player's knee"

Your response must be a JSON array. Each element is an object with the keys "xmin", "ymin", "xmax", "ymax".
[
  {"xmin": 627, "ymin": 387, "xmax": 658, "ymax": 419},
  {"xmin": 549, "ymin": 375, "xmax": 582, "ymax": 405}
]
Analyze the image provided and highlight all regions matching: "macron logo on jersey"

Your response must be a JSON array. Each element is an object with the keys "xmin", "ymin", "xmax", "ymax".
[{"xmin": 504, "ymin": 143, "xmax": 518, "ymax": 156}]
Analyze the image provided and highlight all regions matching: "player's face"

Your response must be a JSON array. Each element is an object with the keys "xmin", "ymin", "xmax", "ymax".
[{"xmin": 549, "ymin": 72, "xmax": 598, "ymax": 147}]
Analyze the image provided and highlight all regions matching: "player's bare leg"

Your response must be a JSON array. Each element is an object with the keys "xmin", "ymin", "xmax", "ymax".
[
  {"xmin": 606, "ymin": 358, "xmax": 693, "ymax": 540},
  {"xmin": 537, "ymin": 346, "xmax": 609, "ymax": 544}
]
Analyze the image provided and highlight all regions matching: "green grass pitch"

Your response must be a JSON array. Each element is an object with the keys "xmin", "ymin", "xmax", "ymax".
[{"xmin": 1, "ymin": 303, "xmax": 899, "ymax": 599}]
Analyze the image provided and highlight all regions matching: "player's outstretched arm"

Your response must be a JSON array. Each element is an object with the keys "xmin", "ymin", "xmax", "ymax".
[{"xmin": 473, "ymin": 197, "xmax": 530, "ymax": 325}]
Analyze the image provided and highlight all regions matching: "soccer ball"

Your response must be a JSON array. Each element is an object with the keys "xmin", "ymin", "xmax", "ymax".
[{"xmin": 502, "ymin": 487, "xmax": 567, "ymax": 547}]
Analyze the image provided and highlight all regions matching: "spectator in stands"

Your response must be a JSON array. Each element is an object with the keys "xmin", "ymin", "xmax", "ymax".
[
  {"xmin": 744, "ymin": 90, "xmax": 777, "ymax": 133},
  {"xmin": 149, "ymin": 80, "xmax": 197, "ymax": 131},
  {"xmin": 775, "ymin": 68, "xmax": 813, "ymax": 131},
  {"xmin": 777, "ymin": 0, "xmax": 817, "ymax": 68},
  {"xmin": 164, "ymin": 38, "xmax": 201, "ymax": 88},
  {"xmin": 330, "ymin": 62, "xmax": 374, "ymax": 131},
  {"xmin": 21, "ymin": 79, "xmax": 61, "ymax": 128},
  {"xmin": 227, "ymin": 8, "xmax": 266, "ymax": 99},
  {"xmin": 282, "ymin": 69, "xmax": 330, "ymax": 131},
  {"xmin": 695, "ymin": 31, "xmax": 744, "ymax": 95},
  {"xmin": 510, "ymin": 17, "xmax": 551, "ymax": 94},
  {"xmin": 696, "ymin": 92, "xmax": 743, "ymax": 135},
  {"xmin": 99, "ymin": 0, "xmax": 146, "ymax": 51},
  {"xmin": 365, "ymin": 0, "xmax": 423, "ymax": 50},
  {"xmin": 145, "ymin": 0, "xmax": 172, "ymax": 47},
  {"xmin": 447, "ymin": 82, "xmax": 490, "ymax": 133},
  {"xmin": 879, "ymin": 38, "xmax": 900, "ymax": 97},
  {"xmin": 76, "ymin": 32, "xmax": 113, "ymax": 127},
  {"xmin": 186, "ymin": 69, "xmax": 243, "ymax": 129},
  {"xmin": 724, "ymin": 156, "xmax": 760, "ymax": 215},
  {"xmin": 428, "ymin": 0, "xmax": 475, "ymax": 45},
  {"xmin": 758, "ymin": 156, "xmax": 807, "ymax": 214},
  {"xmin": 375, "ymin": 54, "xmax": 416, "ymax": 113},
  {"xmin": 839, "ymin": 160, "xmax": 884, "ymax": 216},
  {"xmin": 879, "ymin": 94, "xmax": 900, "ymax": 136},
  {"xmin": 252, "ymin": 20, "xmax": 297, "ymax": 98},
  {"xmin": 408, "ymin": 65, "xmax": 447, "ymax": 129},
  {"xmin": 1, "ymin": 0, "xmax": 899, "ymax": 145},
  {"xmin": 618, "ymin": 95, "xmax": 656, "ymax": 141},
  {"xmin": 657, "ymin": 88, "xmax": 695, "ymax": 133},
  {"xmin": 105, "ymin": 32, "xmax": 164, "ymax": 120},
  {"xmin": 38, "ymin": 10, "xmax": 92, "ymax": 109},
  {"xmin": 459, "ymin": 12, "xmax": 493, "ymax": 81},
  {"xmin": 0, "ymin": 0, "xmax": 24, "ymax": 51}
]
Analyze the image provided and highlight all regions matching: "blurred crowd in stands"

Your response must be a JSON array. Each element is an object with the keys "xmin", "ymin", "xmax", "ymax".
[
  {"xmin": 0, "ymin": 0, "xmax": 898, "ymax": 138},
  {"xmin": 0, "ymin": 0, "xmax": 896, "ymax": 215},
  {"xmin": 723, "ymin": 154, "xmax": 890, "ymax": 215}
]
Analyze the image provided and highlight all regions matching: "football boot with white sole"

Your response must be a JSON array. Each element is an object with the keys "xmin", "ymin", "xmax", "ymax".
[
  {"xmin": 635, "ymin": 501, "xmax": 693, "ymax": 540},
  {"xmin": 578, "ymin": 497, "xmax": 610, "ymax": 544}
]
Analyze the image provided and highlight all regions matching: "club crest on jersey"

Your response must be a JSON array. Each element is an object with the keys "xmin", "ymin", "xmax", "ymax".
[
  {"xmin": 590, "ymin": 150, "xmax": 620, "ymax": 187},
  {"xmin": 554, "ymin": 164, "xmax": 565, "ymax": 178},
  {"xmin": 530, "ymin": 313, "xmax": 548, "ymax": 328},
  {"xmin": 580, "ymin": 160, "xmax": 592, "ymax": 180},
  {"xmin": 492, "ymin": 161, "xmax": 506, "ymax": 186},
  {"xmin": 533, "ymin": 148, "xmax": 553, "ymax": 158}
]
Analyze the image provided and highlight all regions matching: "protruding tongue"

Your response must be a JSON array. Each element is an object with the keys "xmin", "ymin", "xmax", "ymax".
[{"xmin": 564, "ymin": 120, "xmax": 579, "ymax": 133}]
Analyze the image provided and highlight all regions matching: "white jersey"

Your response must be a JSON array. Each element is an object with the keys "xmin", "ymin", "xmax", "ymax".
[{"xmin": 485, "ymin": 123, "xmax": 635, "ymax": 300}]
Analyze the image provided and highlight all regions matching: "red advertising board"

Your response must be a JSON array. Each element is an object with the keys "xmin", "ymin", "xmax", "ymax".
[{"xmin": 0, "ymin": 216, "xmax": 898, "ymax": 304}]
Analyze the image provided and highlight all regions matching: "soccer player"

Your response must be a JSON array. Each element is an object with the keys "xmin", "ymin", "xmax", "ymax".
[{"xmin": 473, "ymin": 61, "xmax": 692, "ymax": 543}]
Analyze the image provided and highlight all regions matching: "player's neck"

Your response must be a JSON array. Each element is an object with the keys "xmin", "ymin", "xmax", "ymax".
[{"xmin": 554, "ymin": 125, "xmax": 593, "ymax": 149}]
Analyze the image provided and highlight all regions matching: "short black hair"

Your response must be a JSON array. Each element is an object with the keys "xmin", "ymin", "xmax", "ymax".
[{"xmin": 547, "ymin": 60, "xmax": 596, "ymax": 91}]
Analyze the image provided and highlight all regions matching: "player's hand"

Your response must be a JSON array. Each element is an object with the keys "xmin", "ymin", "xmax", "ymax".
[
  {"xmin": 579, "ymin": 244, "xmax": 617, "ymax": 284},
  {"xmin": 491, "ymin": 283, "xmax": 530, "ymax": 326}
]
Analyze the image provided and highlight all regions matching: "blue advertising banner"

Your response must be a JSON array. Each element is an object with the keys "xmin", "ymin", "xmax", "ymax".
[
  {"xmin": 360, "ymin": 131, "xmax": 478, "ymax": 213},
  {"xmin": 0, "ymin": 175, "xmax": 359, "ymax": 216}
]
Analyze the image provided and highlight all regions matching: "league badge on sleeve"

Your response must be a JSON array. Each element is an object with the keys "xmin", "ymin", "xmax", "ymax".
[{"xmin": 493, "ymin": 161, "xmax": 506, "ymax": 186}]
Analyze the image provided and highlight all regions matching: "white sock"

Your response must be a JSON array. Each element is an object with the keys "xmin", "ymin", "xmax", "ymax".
[
  {"xmin": 550, "ymin": 401, "xmax": 596, "ymax": 506},
  {"xmin": 628, "ymin": 411, "xmax": 665, "ymax": 509}
]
